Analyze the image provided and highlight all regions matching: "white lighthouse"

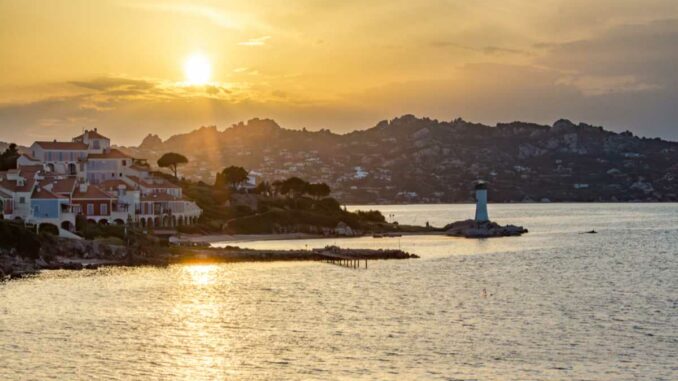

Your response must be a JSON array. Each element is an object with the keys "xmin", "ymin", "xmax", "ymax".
[{"xmin": 474, "ymin": 181, "xmax": 489, "ymax": 222}]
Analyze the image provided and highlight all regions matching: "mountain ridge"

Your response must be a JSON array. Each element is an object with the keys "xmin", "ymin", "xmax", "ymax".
[{"xmin": 114, "ymin": 115, "xmax": 678, "ymax": 203}]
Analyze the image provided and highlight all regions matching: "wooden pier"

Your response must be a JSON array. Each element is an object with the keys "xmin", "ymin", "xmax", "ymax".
[
  {"xmin": 170, "ymin": 246, "xmax": 417, "ymax": 266},
  {"xmin": 318, "ymin": 252, "xmax": 368, "ymax": 269}
]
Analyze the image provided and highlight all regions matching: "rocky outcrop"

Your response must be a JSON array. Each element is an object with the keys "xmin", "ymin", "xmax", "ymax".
[
  {"xmin": 0, "ymin": 249, "xmax": 39, "ymax": 279},
  {"xmin": 444, "ymin": 219, "xmax": 528, "ymax": 238},
  {"xmin": 40, "ymin": 237, "xmax": 128, "ymax": 260},
  {"xmin": 1, "ymin": 236, "xmax": 135, "ymax": 280},
  {"xmin": 138, "ymin": 133, "xmax": 163, "ymax": 150}
]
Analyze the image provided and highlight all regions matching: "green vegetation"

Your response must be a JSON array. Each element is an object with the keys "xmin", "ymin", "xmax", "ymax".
[
  {"xmin": 0, "ymin": 143, "xmax": 19, "ymax": 171},
  {"xmin": 215, "ymin": 166, "xmax": 249, "ymax": 189},
  {"xmin": 0, "ymin": 219, "xmax": 41, "ymax": 259},
  {"xmin": 157, "ymin": 152, "xmax": 188, "ymax": 179},
  {"xmin": 271, "ymin": 177, "xmax": 331, "ymax": 199},
  {"xmin": 174, "ymin": 167, "xmax": 393, "ymax": 234},
  {"xmin": 75, "ymin": 215, "xmax": 126, "ymax": 240},
  {"xmin": 38, "ymin": 223, "xmax": 59, "ymax": 236}
]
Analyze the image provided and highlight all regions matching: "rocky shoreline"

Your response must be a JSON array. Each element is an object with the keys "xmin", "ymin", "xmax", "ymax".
[
  {"xmin": 1, "ymin": 238, "xmax": 418, "ymax": 281},
  {"xmin": 444, "ymin": 219, "xmax": 528, "ymax": 238},
  {"xmin": 171, "ymin": 245, "xmax": 418, "ymax": 264}
]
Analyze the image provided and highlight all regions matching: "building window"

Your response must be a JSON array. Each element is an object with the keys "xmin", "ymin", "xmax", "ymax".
[
  {"xmin": 87, "ymin": 203, "xmax": 94, "ymax": 215},
  {"xmin": 122, "ymin": 160, "xmax": 127, "ymax": 166},
  {"xmin": 58, "ymin": 152, "xmax": 63, "ymax": 161},
  {"xmin": 101, "ymin": 204, "xmax": 108, "ymax": 215},
  {"xmin": 19, "ymin": 197, "xmax": 25, "ymax": 204},
  {"xmin": 47, "ymin": 152, "xmax": 52, "ymax": 161},
  {"xmin": 93, "ymin": 140, "xmax": 100, "ymax": 149}
]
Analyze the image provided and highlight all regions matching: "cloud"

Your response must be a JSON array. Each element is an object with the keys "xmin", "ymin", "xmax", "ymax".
[
  {"xmin": 124, "ymin": 2, "xmax": 256, "ymax": 30},
  {"xmin": 238, "ymin": 36, "xmax": 271, "ymax": 46},
  {"xmin": 429, "ymin": 41, "xmax": 530, "ymax": 56},
  {"xmin": 2, "ymin": 60, "xmax": 677, "ymax": 147},
  {"xmin": 2, "ymin": 4, "xmax": 678, "ymax": 145},
  {"xmin": 538, "ymin": 19, "xmax": 678, "ymax": 94},
  {"xmin": 555, "ymin": 75, "xmax": 661, "ymax": 96},
  {"xmin": 343, "ymin": 62, "xmax": 678, "ymax": 140},
  {"xmin": 69, "ymin": 77, "xmax": 156, "ymax": 91}
]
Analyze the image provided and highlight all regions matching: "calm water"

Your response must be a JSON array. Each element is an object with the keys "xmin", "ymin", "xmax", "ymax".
[{"xmin": 1, "ymin": 204, "xmax": 677, "ymax": 380}]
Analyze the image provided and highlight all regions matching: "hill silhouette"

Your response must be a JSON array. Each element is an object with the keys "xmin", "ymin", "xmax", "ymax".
[{"xmin": 120, "ymin": 115, "xmax": 678, "ymax": 203}]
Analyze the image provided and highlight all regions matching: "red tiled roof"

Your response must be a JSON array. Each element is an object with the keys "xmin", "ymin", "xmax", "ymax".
[
  {"xmin": 98, "ymin": 179, "xmax": 129, "ymax": 191},
  {"xmin": 72, "ymin": 185, "xmax": 114, "ymax": 199},
  {"xmin": 18, "ymin": 165, "xmax": 44, "ymax": 175},
  {"xmin": 87, "ymin": 148, "xmax": 131, "ymax": 159},
  {"xmin": 34, "ymin": 141, "xmax": 88, "ymax": 150},
  {"xmin": 0, "ymin": 178, "xmax": 35, "ymax": 193},
  {"xmin": 74, "ymin": 129, "xmax": 109, "ymax": 141},
  {"xmin": 32, "ymin": 187, "xmax": 67, "ymax": 200},
  {"xmin": 44, "ymin": 178, "xmax": 77, "ymax": 194},
  {"xmin": 127, "ymin": 175, "xmax": 181, "ymax": 189}
]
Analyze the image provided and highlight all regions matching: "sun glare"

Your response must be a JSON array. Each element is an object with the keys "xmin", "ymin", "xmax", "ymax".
[{"xmin": 183, "ymin": 53, "xmax": 212, "ymax": 85}]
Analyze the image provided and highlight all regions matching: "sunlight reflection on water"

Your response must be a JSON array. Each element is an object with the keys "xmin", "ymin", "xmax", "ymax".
[{"xmin": 1, "ymin": 204, "xmax": 676, "ymax": 380}]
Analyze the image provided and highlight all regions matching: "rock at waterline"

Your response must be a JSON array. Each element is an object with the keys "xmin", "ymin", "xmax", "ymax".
[{"xmin": 444, "ymin": 219, "xmax": 528, "ymax": 238}]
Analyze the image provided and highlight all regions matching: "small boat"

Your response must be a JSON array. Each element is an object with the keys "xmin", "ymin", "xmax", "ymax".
[{"xmin": 372, "ymin": 234, "xmax": 384, "ymax": 238}]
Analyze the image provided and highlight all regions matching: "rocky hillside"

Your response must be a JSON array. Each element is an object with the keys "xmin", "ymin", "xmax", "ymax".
[{"xmin": 120, "ymin": 116, "xmax": 678, "ymax": 203}]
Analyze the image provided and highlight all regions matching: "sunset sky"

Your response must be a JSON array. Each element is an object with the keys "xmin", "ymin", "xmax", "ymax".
[{"xmin": 1, "ymin": 0, "xmax": 677, "ymax": 145}]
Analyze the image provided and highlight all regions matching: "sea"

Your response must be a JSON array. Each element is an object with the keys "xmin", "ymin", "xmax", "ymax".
[{"xmin": 1, "ymin": 203, "xmax": 676, "ymax": 380}]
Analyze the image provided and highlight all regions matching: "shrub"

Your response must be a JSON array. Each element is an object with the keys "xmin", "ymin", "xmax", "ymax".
[
  {"xmin": 354, "ymin": 210, "xmax": 386, "ymax": 223},
  {"xmin": 38, "ymin": 223, "xmax": 59, "ymax": 236},
  {"xmin": 94, "ymin": 237, "xmax": 125, "ymax": 246},
  {"xmin": 0, "ymin": 220, "xmax": 41, "ymax": 259}
]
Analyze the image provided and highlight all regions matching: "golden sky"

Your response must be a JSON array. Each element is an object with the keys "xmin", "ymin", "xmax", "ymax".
[{"xmin": 1, "ymin": 0, "xmax": 677, "ymax": 144}]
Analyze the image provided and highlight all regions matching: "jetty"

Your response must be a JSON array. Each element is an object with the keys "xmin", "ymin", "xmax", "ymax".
[
  {"xmin": 170, "ymin": 245, "xmax": 418, "ymax": 266},
  {"xmin": 319, "ymin": 252, "xmax": 368, "ymax": 269}
]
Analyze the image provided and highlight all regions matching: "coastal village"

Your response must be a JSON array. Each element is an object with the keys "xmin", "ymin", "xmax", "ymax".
[{"xmin": 0, "ymin": 129, "xmax": 202, "ymax": 237}]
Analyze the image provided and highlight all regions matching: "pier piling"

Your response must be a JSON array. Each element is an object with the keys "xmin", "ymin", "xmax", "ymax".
[{"xmin": 319, "ymin": 252, "xmax": 367, "ymax": 270}]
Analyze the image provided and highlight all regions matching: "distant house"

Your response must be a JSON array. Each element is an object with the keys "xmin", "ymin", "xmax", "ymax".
[
  {"xmin": 71, "ymin": 183, "xmax": 115, "ymax": 223},
  {"xmin": 30, "ymin": 185, "xmax": 71, "ymax": 228},
  {"xmin": 28, "ymin": 141, "xmax": 88, "ymax": 176},
  {"xmin": 354, "ymin": 166, "xmax": 368, "ymax": 179},
  {"xmin": 334, "ymin": 221, "xmax": 354, "ymax": 236},
  {"xmin": 85, "ymin": 148, "xmax": 133, "ymax": 184}
]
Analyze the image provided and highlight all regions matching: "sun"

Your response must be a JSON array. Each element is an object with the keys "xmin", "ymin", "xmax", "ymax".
[{"xmin": 183, "ymin": 53, "xmax": 212, "ymax": 85}]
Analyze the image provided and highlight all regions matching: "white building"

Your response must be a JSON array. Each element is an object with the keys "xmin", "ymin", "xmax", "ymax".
[
  {"xmin": 474, "ymin": 181, "xmax": 489, "ymax": 222},
  {"xmin": 0, "ymin": 129, "xmax": 201, "ymax": 235}
]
